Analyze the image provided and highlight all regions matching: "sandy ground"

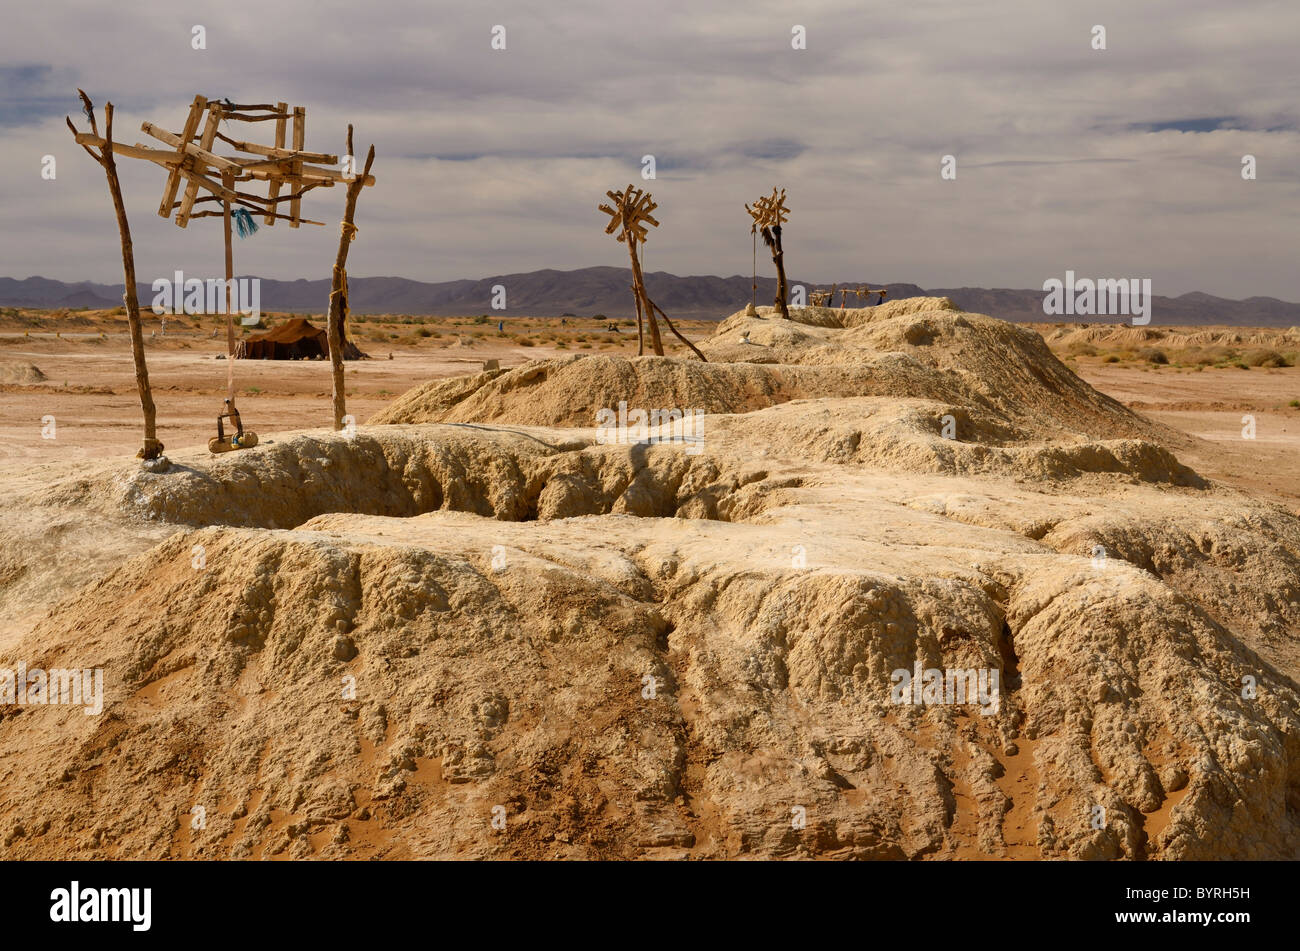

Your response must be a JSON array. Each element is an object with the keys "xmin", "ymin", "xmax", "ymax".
[
  {"xmin": 0, "ymin": 319, "xmax": 672, "ymax": 464},
  {"xmin": 4, "ymin": 322, "xmax": 1298, "ymax": 506},
  {"xmin": 1072, "ymin": 362, "xmax": 1300, "ymax": 506}
]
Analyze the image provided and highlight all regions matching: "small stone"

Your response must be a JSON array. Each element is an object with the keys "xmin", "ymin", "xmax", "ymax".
[{"xmin": 333, "ymin": 635, "xmax": 358, "ymax": 662}]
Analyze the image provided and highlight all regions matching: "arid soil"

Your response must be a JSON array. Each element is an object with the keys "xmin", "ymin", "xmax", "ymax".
[{"xmin": 0, "ymin": 301, "xmax": 1298, "ymax": 860}]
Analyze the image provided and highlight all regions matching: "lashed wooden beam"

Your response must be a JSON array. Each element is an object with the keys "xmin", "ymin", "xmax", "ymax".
[
  {"xmin": 290, "ymin": 106, "xmax": 305, "ymax": 228},
  {"xmin": 75, "ymin": 133, "xmax": 183, "ymax": 165},
  {"xmin": 264, "ymin": 101, "xmax": 288, "ymax": 225},
  {"xmin": 140, "ymin": 121, "xmax": 241, "ymax": 172},
  {"xmin": 176, "ymin": 103, "xmax": 222, "ymax": 227},
  {"xmin": 211, "ymin": 130, "xmax": 338, "ymax": 164},
  {"xmin": 155, "ymin": 95, "xmax": 206, "ymax": 218}
]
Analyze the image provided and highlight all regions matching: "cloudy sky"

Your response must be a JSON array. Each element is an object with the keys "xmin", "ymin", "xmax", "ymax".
[{"xmin": 2, "ymin": 0, "xmax": 1297, "ymax": 299}]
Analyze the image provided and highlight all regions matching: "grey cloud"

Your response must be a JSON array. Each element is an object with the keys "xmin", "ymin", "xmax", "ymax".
[{"xmin": 0, "ymin": 0, "xmax": 1297, "ymax": 300}]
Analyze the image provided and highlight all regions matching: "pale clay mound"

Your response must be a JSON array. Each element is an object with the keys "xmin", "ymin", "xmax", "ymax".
[
  {"xmin": 1, "ymin": 300, "xmax": 1299, "ymax": 860},
  {"xmin": 0, "ymin": 361, "xmax": 46, "ymax": 385}
]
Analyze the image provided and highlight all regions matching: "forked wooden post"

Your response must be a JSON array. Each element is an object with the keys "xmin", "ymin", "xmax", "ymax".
[
  {"xmin": 627, "ymin": 236, "xmax": 663, "ymax": 355},
  {"xmin": 327, "ymin": 125, "xmax": 377, "ymax": 430},
  {"xmin": 66, "ymin": 91, "xmax": 162, "ymax": 460}
]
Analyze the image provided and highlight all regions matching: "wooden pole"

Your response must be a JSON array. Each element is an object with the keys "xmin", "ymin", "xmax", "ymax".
[
  {"xmin": 327, "ymin": 127, "xmax": 375, "ymax": 430},
  {"xmin": 290, "ymin": 106, "xmax": 305, "ymax": 228},
  {"xmin": 626, "ymin": 237, "xmax": 663, "ymax": 355},
  {"xmin": 222, "ymin": 168, "xmax": 236, "ymax": 404},
  {"xmin": 68, "ymin": 92, "xmax": 161, "ymax": 460},
  {"xmin": 631, "ymin": 277, "xmax": 646, "ymax": 356},
  {"xmin": 650, "ymin": 300, "xmax": 708, "ymax": 362},
  {"xmin": 771, "ymin": 224, "xmax": 790, "ymax": 319}
]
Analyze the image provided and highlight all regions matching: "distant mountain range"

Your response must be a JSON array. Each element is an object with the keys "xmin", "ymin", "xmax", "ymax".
[{"xmin": 3, "ymin": 269, "xmax": 1298, "ymax": 326}]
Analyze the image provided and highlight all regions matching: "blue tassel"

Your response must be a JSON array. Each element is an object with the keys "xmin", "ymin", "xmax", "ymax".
[{"xmin": 233, "ymin": 208, "xmax": 259, "ymax": 239}]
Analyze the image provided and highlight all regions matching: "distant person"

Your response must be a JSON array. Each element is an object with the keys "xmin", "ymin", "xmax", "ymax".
[{"xmin": 498, "ymin": 320, "xmax": 504, "ymax": 332}]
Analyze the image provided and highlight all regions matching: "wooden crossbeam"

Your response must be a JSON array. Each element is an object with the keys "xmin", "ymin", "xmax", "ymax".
[
  {"xmin": 176, "ymin": 104, "xmax": 222, "ymax": 227},
  {"xmin": 75, "ymin": 133, "xmax": 182, "ymax": 165},
  {"xmin": 140, "ymin": 121, "xmax": 241, "ymax": 172},
  {"xmin": 190, "ymin": 208, "xmax": 325, "ymax": 226},
  {"xmin": 242, "ymin": 162, "xmax": 371, "ymax": 186},
  {"xmin": 290, "ymin": 107, "xmax": 305, "ymax": 228},
  {"xmin": 211, "ymin": 129, "xmax": 338, "ymax": 164},
  {"xmin": 155, "ymin": 95, "xmax": 206, "ymax": 218},
  {"xmin": 264, "ymin": 101, "xmax": 288, "ymax": 225}
]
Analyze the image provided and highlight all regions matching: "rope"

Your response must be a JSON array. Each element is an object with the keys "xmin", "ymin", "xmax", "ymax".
[
  {"xmin": 330, "ymin": 266, "xmax": 350, "ymax": 320},
  {"xmin": 340, "ymin": 221, "xmax": 358, "ymax": 242}
]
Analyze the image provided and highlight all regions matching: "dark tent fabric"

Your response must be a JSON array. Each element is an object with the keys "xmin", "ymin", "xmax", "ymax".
[{"xmin": 236, "ymin": 317, "xmax": 366, "ymax": 360}]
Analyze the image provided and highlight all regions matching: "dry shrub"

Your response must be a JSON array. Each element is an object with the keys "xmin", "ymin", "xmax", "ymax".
[
  {"xmin": 1193, "ymin": 346, "xmax": 1236, "ymax": 366},
  {"xmin": 1243, "ymin": 349, "xmax": 1291, "ymax": 368}
]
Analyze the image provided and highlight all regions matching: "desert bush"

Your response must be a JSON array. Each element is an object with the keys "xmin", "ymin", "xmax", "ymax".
[
  {"xmin": 1066, "ymin": 342, "xmax": 1097, "ymax": 357},
  {"xmin": 1192, "ymin": 346, "xmax": 1237, "ymax": 366},
  {"xmin": 1103, "ymin": 354, "xmax": 1120, "ymax": 363},
  {"xmin": 1243, "ymin": 348, "xmax": 1291, "ymax": 368},
  {"xmin": 1137, "ymin": 347, "xmax": 1169, "ymax": 364}
]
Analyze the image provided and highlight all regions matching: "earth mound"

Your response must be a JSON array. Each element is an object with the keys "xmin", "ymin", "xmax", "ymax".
[
  {"xmin": 0, "ymin": 361, "xmax": 47, "ymax": 384},
  {"xmin": 2, "ymin": 300, "xmax": 1298, "ymax": 860}
]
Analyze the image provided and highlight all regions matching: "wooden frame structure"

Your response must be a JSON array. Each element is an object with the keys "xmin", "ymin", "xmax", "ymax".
[
  {"xmin": 810, "ymin": 284, "xmax": 889, "ymax": 308},
  {"xmin": 598, "ymin": 184, "xmax": 705, "ymax": 361},
  {"xmin": 69, "ymin": 94, "xmax": 376, "ymax": 436},
  {"xmin": 745, "ymin": 187, "xmax": 791, "ymax": 319}
]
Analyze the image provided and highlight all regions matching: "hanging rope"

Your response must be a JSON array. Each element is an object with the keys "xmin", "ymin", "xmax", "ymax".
[
  {"xmin": 751, "ymin": 228, "xmax": 757, "ymax": 307},
  {"xmin": 232, "ymin": 207, "xmax": 259, "ymax": 238}
]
